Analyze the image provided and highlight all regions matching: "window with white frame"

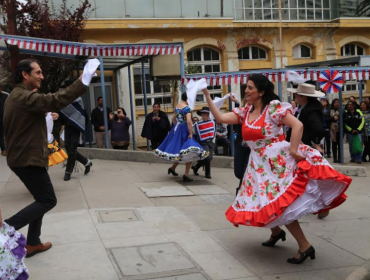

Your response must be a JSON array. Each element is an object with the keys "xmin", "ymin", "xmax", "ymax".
[
  {"xmin": 133, "ymin": 63, "xmax": 172, "ymax": 108},
  {"xmin": 341, "ymin": 44, "xmax": 365, "ymax": 57},
  {"xmin": 187, "ymin": 47, "xmax": 222, "ymax": 102},
  {"xmin": 238, "ymin": 46, "xmax": 267, "ymax": 60},
  {"xmin": 293, "ymin": 44, "xmax": 312, "ymax": 59},
  {"xmin": 234, "ymin": 0, "xmax": 331, "ymax": 21},
  {"xmin": 343, "ymin": 81, "xmax": 366, "ymax": 92}
]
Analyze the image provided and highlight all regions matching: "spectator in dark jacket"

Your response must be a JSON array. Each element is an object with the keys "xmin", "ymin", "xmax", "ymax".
[
  {"xmin": 330, "ymin": 98, "xmax": 341, "ymax": 163},
  {"xmin": 344, "ymin": 100, "xmax": 364, "ymax": 164},
  {"xmin": 91, "ymin": 96, "xmax": 112, "ymax": 148},
  {"xmin": 109, "ymin": 107, "xmax": 132, "ymax": 150},
  {"xmin": 321, "ymin": 99, "xmax": 331, "ymax": 158},
  {"xmin": 293, "ymin": 87, "xmax": 325, "ymax": 150},
  {"xmin": 141, "ymin": 103, "xmax": 170, "ymax": 150}
]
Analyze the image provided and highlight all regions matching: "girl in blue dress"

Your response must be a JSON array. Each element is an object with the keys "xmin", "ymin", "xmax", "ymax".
[{"xmin": 154, "ymin": 93, "xmax": 208, "ymax": 182}]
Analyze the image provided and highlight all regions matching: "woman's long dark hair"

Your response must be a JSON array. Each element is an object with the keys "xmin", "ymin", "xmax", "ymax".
[
  {"xmin": 248, "ymin": 74, "xmax": 280, "ymax": 110},
  {"xmin": 331, "ymin": 98, "xmax": 339, "ymax": 110}
]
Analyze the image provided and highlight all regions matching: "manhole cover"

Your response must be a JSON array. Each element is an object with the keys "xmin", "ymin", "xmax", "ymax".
[
  {"xmin": 97, "ymin": 210, "xmax": 141, "ymax": 223},
  {"xmin": 110, "ymin": 243, "xmax": 199, "ymax": 278}
]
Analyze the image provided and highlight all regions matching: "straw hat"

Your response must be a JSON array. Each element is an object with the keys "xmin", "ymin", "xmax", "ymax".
[{"xmin": 287, "ymin": 83, "xmax": 325, "ymax": 98}]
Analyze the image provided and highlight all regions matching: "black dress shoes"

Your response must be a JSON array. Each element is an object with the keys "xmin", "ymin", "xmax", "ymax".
[
  {"xmin": 183, "ymin": 175, "xmax": 194, "ymax": 182},
  {"xmin": 262, "ymin": 230, "xmax": 286, "ymax": 247},
  {"xmin": 64, "ymin": 173, "xmax": 71, "ymax": 181},
  {"xmin": 168, "ymin": 168, "xmax": 179, "ymax": 176},
  {"xmin": 287, "ymin": 246, "xmax": 315, "ymax": 264},
  {"xmin": 85, "ymin": 161, "xmax": 93, "ymax": 175}
]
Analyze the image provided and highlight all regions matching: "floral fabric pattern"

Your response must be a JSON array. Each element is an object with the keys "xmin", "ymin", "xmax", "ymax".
[
  {"xmin": 0, "ymin": 223, "xmax": 29, "ymax": 280},
  {"xmin": 226, "ymin": 100, "xmax": 351, "ymax": 227}
]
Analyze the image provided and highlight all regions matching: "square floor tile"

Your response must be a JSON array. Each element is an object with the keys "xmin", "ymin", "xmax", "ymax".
[
  {"xmin": 186, "ymin": 185, "xmax": 229, "ymax": 195},
  {"xmin": 110, "ymin": 243, "xmax": 198, "ymax": 278},
  {"xmin": 177, "ymin": 180, "xmax": 215, "ymax": 186},
  {"xmin": 140, "ymin": 186, "xmax": 195, "ymax": 198},
  {"xmin": 147, "ymin": 273, "xmax": 209, "ymax": 280},
  {"xmin": 97, "ymin": 209, "xmax": 141, "ymax": 223},
  {"xmin": 199, "ymin": 194, "xmax": 235, "ymax": 204}
]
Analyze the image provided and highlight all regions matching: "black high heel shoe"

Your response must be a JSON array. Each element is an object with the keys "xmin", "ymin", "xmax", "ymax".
[
  {"xmin": 168, "ymin": 168, "xmax": 178, "ymax": 177},
  {"xmin": 262, "ymin": 230, "xmax": 286, "ymax": 247},
  {"xmin": 183, "ymin": 175, "xmax": 194, "ymax": 182},
  {"xmin": 287, "ymin": 246, "xmax": 315, "ymax": 264}
]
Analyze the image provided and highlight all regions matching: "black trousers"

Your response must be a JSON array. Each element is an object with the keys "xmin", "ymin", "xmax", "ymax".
[
  {"xmin": 0, "ymin": 122, "xmax": 5, "ymax": 151},
  {"xmin": 215, "ymin": 137, "xmax": 230, "ymax": 156},
  {"xmin": 324, "ymin": 130, "xmax": 331, "ymax": 156},
  {"xmin": 331, "ymin": 131, "xmax": 341, "ymax": 161},
  {"xmin": 195, "ymin": 142, "xmax": 214, "ymax": 176},
  {"xmin": 5, "ymin": 166, "xmax": 57, "ymax": 245},
  {"xmin": 65, "ymin": 126, "xmax": 88, "ymax": 174}
]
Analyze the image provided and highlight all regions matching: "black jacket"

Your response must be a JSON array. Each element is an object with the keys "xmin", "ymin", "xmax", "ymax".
[
  {"xmin": 91, "ymin": 106, "xmax": 112, "ymax": 132},
  {"xmin": 297, "ymin": 100, "xmax": 325, "ymax": 146},
  {"xmin": 343, "ymin": 109, "xmax": 364, "ymax": 133},
  {"xmin": 141, "ymin": 110, "xmax": 170, "ymax": 140}
]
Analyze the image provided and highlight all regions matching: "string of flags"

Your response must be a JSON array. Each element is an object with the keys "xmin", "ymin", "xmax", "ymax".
[
  {"xmin": 0, "ymin": 36, "xmax": 182, "ymax": 57},
  {"xmin": 182, "ymin": 69, "xmax": 370, "ymax": 86}
]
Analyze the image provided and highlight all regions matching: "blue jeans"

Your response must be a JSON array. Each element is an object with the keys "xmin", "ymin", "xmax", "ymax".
[{"xmin": 347, "ymin": 133, "xmax": 362, "ymax": 162}]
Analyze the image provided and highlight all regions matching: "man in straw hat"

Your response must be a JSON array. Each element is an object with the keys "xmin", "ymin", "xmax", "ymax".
[
  {"xmin": 192, "ymin": 107, "xmax": 216, "ymax": 179},
  {"xmin": 288, "ymin": 83, "xmax": 329, "ymax": 219}
]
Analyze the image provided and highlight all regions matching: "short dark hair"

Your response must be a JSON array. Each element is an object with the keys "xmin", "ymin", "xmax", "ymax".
[
  {"xmin": 97, "ymin": 96, "xmax": 102, "ymax": 102},
  {"xmin": 181, "ymin": 92, "xmax": 188, "ymax": 101},
  {"xmin": 14, "ymin": 59, "xmax": 39, "ymax": 84},
  {"xmin": 248, "ymin": 74, "xmax": 279, "ymax": 109},
  {"xmin": 153, "ymin": 102, "xmax": 161, "ymax": 107}
]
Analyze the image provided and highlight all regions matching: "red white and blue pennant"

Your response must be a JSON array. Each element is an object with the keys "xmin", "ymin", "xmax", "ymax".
[{"xmin": 318, "ymin": 70, "xmax": 344, "ymax": 94}]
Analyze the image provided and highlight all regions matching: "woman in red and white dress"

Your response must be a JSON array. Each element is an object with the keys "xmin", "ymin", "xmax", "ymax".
[{"xmin": 202, "ymin": 74, "xmax": 351, "ymax": 264}]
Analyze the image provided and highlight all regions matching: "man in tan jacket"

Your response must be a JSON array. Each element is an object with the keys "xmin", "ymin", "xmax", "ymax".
[{"xmin": 3, "ymin": 59, "xmax": 89, "ymax": 258}]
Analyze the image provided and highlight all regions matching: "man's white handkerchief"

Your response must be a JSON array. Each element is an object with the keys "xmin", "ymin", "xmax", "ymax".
[{"xmin": 82, "ymin": 59, "xmax": 100, "ymax": 86}]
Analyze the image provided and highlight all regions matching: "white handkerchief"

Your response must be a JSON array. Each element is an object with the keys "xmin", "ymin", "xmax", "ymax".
[
  {"xmin": 210, "ymin": 93, "xmax": 231, "ymax": 120},
  {"xmin": 286, "ymin": 70, "xmax": 309, "ymax": 85},
  {"xmin": 186, "ymin": 78, "xmax": 208, "ymax": 110},
  {"xmin": 82, "ymin": 58, "xmax": 100, "ymax": 86},
  {"xmin": 45, "ymin": 112, "xmax": 54, "ymax": 143}
]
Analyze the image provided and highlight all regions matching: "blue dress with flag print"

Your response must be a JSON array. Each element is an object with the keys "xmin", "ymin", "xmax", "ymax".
[{"xmin": 154, "ymin": 106, "xmax": 209, "ymax": 162}]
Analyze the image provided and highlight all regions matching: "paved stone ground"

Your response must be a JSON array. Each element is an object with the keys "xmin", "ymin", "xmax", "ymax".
[{"xmin": 0, "ymin": 155, "xmax": 369, "ymax": 280}]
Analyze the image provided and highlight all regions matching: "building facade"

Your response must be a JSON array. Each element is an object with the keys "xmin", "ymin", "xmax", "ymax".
[{"xmin": 51, "ymin": 0, "xmax": 370, "ymax": 146}]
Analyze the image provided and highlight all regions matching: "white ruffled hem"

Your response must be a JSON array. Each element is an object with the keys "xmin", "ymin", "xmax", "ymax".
[{"xmin": 266, "ymin": 178, "xmax": 346, "ymax": 228}]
